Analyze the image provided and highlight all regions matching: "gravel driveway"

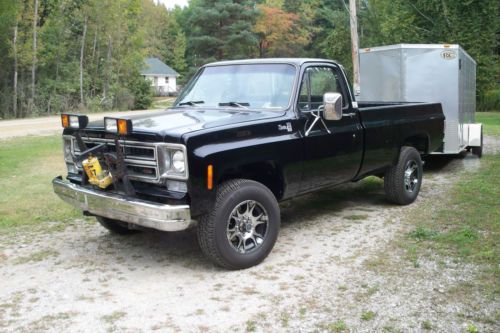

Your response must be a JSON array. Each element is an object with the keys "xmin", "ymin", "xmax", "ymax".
[{"xmin": 0, "ymin": 137, "xmax": 498, "ymax": 333}]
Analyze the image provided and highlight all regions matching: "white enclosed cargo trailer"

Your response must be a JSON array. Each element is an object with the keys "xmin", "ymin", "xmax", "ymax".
[{"xmin": 359, "ymin": 44, "xmax": 483, "ymax": 156}]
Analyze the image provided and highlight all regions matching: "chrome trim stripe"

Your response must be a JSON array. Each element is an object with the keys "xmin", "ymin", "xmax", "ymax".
[
  {"xmin": 53, "ymin": 177, "xmax": 195, "ymax": 232},
  {"xmin": 72, "ymin": 137, "xmax": 157, "ymax": 161}
]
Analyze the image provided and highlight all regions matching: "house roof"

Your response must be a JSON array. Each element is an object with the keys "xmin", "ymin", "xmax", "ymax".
[{"xmin": 141, "ymin": 57, "xmax": 179, "ymax": 76}]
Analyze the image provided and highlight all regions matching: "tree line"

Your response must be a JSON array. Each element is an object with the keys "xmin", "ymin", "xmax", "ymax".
[{"xmin": 0, "ymin": 0, "xmax": 498, "ymax": 119}]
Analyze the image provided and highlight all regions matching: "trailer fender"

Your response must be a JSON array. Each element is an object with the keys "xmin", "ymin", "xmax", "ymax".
[{"xmin": 467, "ymin": 123, "xmax": 483, "ymax": 147}]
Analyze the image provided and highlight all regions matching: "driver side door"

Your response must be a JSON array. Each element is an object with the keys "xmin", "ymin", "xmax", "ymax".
[{"xmin": 298, "ymin": 65, "xmax": 363, "ymax": 193}]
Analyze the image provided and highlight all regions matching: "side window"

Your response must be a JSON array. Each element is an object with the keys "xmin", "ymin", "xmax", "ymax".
[{"xmin": 298, "ymin": 66, "xmax": 347, "ymax": 112}]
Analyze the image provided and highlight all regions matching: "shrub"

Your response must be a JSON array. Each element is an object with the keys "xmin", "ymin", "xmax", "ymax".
[
  {"xmin": 478, "ymin": 88, "xmax": 500, "ymax": 111},
  {"xmin": 129, "ymin": 77, "xmax": 153, "ymax": 110}
]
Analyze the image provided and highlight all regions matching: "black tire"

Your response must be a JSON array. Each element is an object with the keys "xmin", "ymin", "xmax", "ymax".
[
  {"xmin": 96, "ymin": 216, "xmax": 140, "ymax": 235},
  {"xmin": 471, "ymin": 130, "xmax": 483, "ymax": 158},
  {"xmin": 384, "ymin": 146, "xmax": 423, "ymax": 205},
  {"xmin": 197, "ymin": 179, "xmax": 280, "ymax": 270}
]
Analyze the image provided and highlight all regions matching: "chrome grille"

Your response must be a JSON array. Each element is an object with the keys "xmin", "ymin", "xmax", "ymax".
[{"xmin": 70, "ymin": 137, "xmax": 161, "ymax": 183}]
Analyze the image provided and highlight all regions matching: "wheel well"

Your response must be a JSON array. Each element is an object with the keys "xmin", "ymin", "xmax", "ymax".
[
  {"xmin": 219, "ymin": 162, "xmax": 284, "ymax": 200},
  {"xmin": 403, "ymin": 134, "xmax": 429, "ymax": 154}
]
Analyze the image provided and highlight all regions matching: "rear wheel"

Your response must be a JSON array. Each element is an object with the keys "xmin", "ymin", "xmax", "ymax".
[
  {"xmin": 197, "ymin": 179, "xmax": 280, "ymax": 270},
  {"xmin": 96, "ymin": 216, "xmax": 140, "ymax": 235},
  {"xmin": 384, "ymin": 147, "xmax": 423, "ymax": 205}
]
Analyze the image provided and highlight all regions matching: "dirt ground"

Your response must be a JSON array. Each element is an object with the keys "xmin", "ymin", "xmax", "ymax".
[
  {"xmin": 0, "ymin": 109, "xmax": 164, "ymax": 140},
  {"xmin": 0, "ymin": 137, "xmax": 498, "ymax": 333}
]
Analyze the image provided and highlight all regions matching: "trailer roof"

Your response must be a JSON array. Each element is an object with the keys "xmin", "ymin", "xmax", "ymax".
[{"xmin": 360, "ymin": 44, "xmax": 476, "ymax": 65}]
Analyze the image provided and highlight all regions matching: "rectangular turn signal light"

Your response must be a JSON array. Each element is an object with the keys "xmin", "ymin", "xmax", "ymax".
[
  {"xmin": 61, "ymin": 114, "xmax": 88, "ymax": 129},
  {"xmin": 104, "ymin": 117, "xmax": 133, "ymax": 136}
]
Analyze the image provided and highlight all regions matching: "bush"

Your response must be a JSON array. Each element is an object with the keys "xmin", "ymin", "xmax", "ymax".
[
  {"xmin": 113, "ymin": 87, "xmax": 135, "ymax": 111},
  {"xmin": 129, "ymin": 77, "xmax": 153, "ymax": 110},
  {"xmin": 478, "ymin": 88, "xmax": 500, "ymax": 111}
]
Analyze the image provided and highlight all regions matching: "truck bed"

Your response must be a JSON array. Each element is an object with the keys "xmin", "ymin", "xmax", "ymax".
[{"xmin": 356, "ymin": 102, "xmax": 445, "ymax": 178}]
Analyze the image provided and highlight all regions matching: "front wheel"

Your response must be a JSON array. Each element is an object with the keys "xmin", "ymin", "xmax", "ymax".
[
  {"xmin": 197, "ymin": 179, "xmax": 280, "ymax": 270},
  {"xmin": 384, "ymin": 146, "xmax": 423, "ymax": 205}
]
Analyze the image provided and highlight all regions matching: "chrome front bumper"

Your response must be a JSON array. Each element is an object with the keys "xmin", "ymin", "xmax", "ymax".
[{"xmin": 52, "ymin": 177, "xmax": 194, "ymax": 232}]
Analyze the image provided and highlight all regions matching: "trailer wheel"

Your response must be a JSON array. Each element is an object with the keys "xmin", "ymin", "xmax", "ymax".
[
  {"xmin": 96, "ymin": 216, "xmax": 140, "ymax": 235},
  {"xmin": 471, "ymin": 130, "xmax": 483, "ymax": 158},
  {"xmin": 384, "ymin": 147, "xmax": 423, "ymax": 205},
  {"xmin": 197, "ymin": 179, "xmax": 280, "ymax": 270}
]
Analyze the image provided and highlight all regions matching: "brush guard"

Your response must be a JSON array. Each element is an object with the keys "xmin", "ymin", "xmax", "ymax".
[{"xmin": 73, "ymin": 132, "xmax": 136, "ymax": 196}]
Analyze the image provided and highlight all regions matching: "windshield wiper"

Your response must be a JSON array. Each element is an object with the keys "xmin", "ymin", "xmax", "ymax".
[
  {"xmin": 178, "ymin": 100, "xmax": 205, "ymax": 107},
  {"xmin": 219, "ymin": 102, "xmax": 250, "ymax": 109}
]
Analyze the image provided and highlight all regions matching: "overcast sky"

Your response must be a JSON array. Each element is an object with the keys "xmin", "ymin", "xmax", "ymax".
[{"xmin": 158, "ymin": 0, "xmax": 188, "ymax": 9}]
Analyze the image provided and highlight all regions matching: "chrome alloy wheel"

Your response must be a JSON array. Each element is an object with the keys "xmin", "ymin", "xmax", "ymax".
[
  {"xmin": 404, "ymin": 160, "xmax": 419, "ymax": 193},
  {"xmin": 226, "ymin": 200, "xmax": 269, "ymax": 254}
]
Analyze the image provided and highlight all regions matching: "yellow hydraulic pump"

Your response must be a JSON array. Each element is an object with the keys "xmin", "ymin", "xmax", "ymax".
[{"xmin": 82, "ymin": 155, "xmax": 113, "ymax": 189}]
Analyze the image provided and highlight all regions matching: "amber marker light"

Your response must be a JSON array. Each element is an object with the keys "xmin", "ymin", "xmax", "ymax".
[
  {"xmin": 117, "ymin": 119, "xmax": 130, "ymax": 135},
  {"xmin": 207, "ymin": 164, "xmax": 213, "ymax": 190},
  {"xmin": 61, "ymin": 114, "xmax": 70, "ymax": 128}
]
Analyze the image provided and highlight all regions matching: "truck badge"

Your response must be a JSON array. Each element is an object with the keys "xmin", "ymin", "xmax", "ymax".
[{"xmin": 278, "ymin": 122, "xmax": 292, "ymax": 132}]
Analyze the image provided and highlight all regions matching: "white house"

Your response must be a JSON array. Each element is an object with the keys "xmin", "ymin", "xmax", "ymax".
[{"xmin": 141, "ymin": 57, "xmax": 179, "ymax": 96}]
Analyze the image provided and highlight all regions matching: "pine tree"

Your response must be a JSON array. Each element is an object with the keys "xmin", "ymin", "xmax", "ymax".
[{"xmin": 186, "ymin": 0, "xmax": 259, "ymax": 65}]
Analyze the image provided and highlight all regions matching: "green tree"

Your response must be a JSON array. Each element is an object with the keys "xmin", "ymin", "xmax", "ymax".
[
  {"xmin": 186, "ymin": 0, "xmax": 259, "ymax": 65},
  {"xmin": 141, "ymin": 1, "xmax": 187, "ymax": 75},
  {"xmin": 362, "ymin": 0, "xmax": 499, "ymax": 108}
]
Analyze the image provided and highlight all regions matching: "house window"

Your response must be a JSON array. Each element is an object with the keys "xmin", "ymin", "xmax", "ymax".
[
  {"xmin": 165, "ymin": 77, "xmax": 169, "ymax": 84},
  {"xmin": 153, "ymin": 76, "xmax": 158, "ymax": 85}
]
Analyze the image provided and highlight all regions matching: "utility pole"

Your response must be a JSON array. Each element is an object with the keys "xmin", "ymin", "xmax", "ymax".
[
  {"xmin": 31, "ymin": 0, "xmax": 39, "ymax": 112},
  {"xmin": 349, "ymin": 0, "xmax": 360, "ymax": 97}
]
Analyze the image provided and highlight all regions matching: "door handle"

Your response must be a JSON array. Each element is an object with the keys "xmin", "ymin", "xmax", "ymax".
[{"xmin": 343, "ymin": 113, "xmax": 356, "ymax": 117}]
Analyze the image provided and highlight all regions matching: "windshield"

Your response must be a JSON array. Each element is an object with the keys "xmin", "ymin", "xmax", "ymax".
[{"xmin": 175, "ymin": 64, "xmax": 296, "ymax": 110}]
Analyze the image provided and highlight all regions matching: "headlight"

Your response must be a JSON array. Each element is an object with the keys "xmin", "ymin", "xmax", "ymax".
[
  {"xmin": 158, "ymin": 145, "xmax": 188, "ymax": 180},
  {"xmin": 63, "ymin": 137, "xmax": 73, "ymax": 162},
  {"xmin": 104, "ymin": 118, "xmax": 117, "ymax": 132},
  {"xmin": 172, "ymin": 151, "xmax": 185, "ymax": 173},
  {"xmin": 63, "ymin": 136, "xmax": 78, "ymax": 174}
]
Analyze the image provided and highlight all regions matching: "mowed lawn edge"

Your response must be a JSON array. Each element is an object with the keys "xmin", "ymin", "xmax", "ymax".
[
  {"xmin": 476, "ymin": 112, "xmax": 500, "ymax": 136},
  {"xmin": 0, "ymin": 135, "xmax": 80, "ymax": 232}
]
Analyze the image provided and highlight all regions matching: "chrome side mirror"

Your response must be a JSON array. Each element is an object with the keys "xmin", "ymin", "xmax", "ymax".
[{"xmin": 323, "ymin": 92, "xmax": 343, "ymax": 121}]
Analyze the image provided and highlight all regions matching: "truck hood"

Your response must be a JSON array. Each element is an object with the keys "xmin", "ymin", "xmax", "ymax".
[{"xmin": 87, "ymin": 108, "xmax": 283, "ymax": 140}]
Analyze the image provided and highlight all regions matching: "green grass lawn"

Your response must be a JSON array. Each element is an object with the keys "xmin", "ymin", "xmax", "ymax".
[
  {"xmin": 151, "ymin": 97, "xmax": 175, "ymax": 109},
  {"xmin": 404, "ymin": 153, "xmax": 499, "ymax": 297},
  {"xmin": 0, "ymin": 135, "xmax": 79, "ymax": 231},
  {"xmin": 476, "ymin": 112, "xmax": 500, "ymax": 136},
  {"xmin": 407, "ymin": 154, "xmax": 499, "ymax": 260}
]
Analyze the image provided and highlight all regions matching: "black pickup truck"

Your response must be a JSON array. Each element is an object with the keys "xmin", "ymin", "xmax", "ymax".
[{"xmin": 53, "ymin": 58, "xmax": 444, "ymax": 269}]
